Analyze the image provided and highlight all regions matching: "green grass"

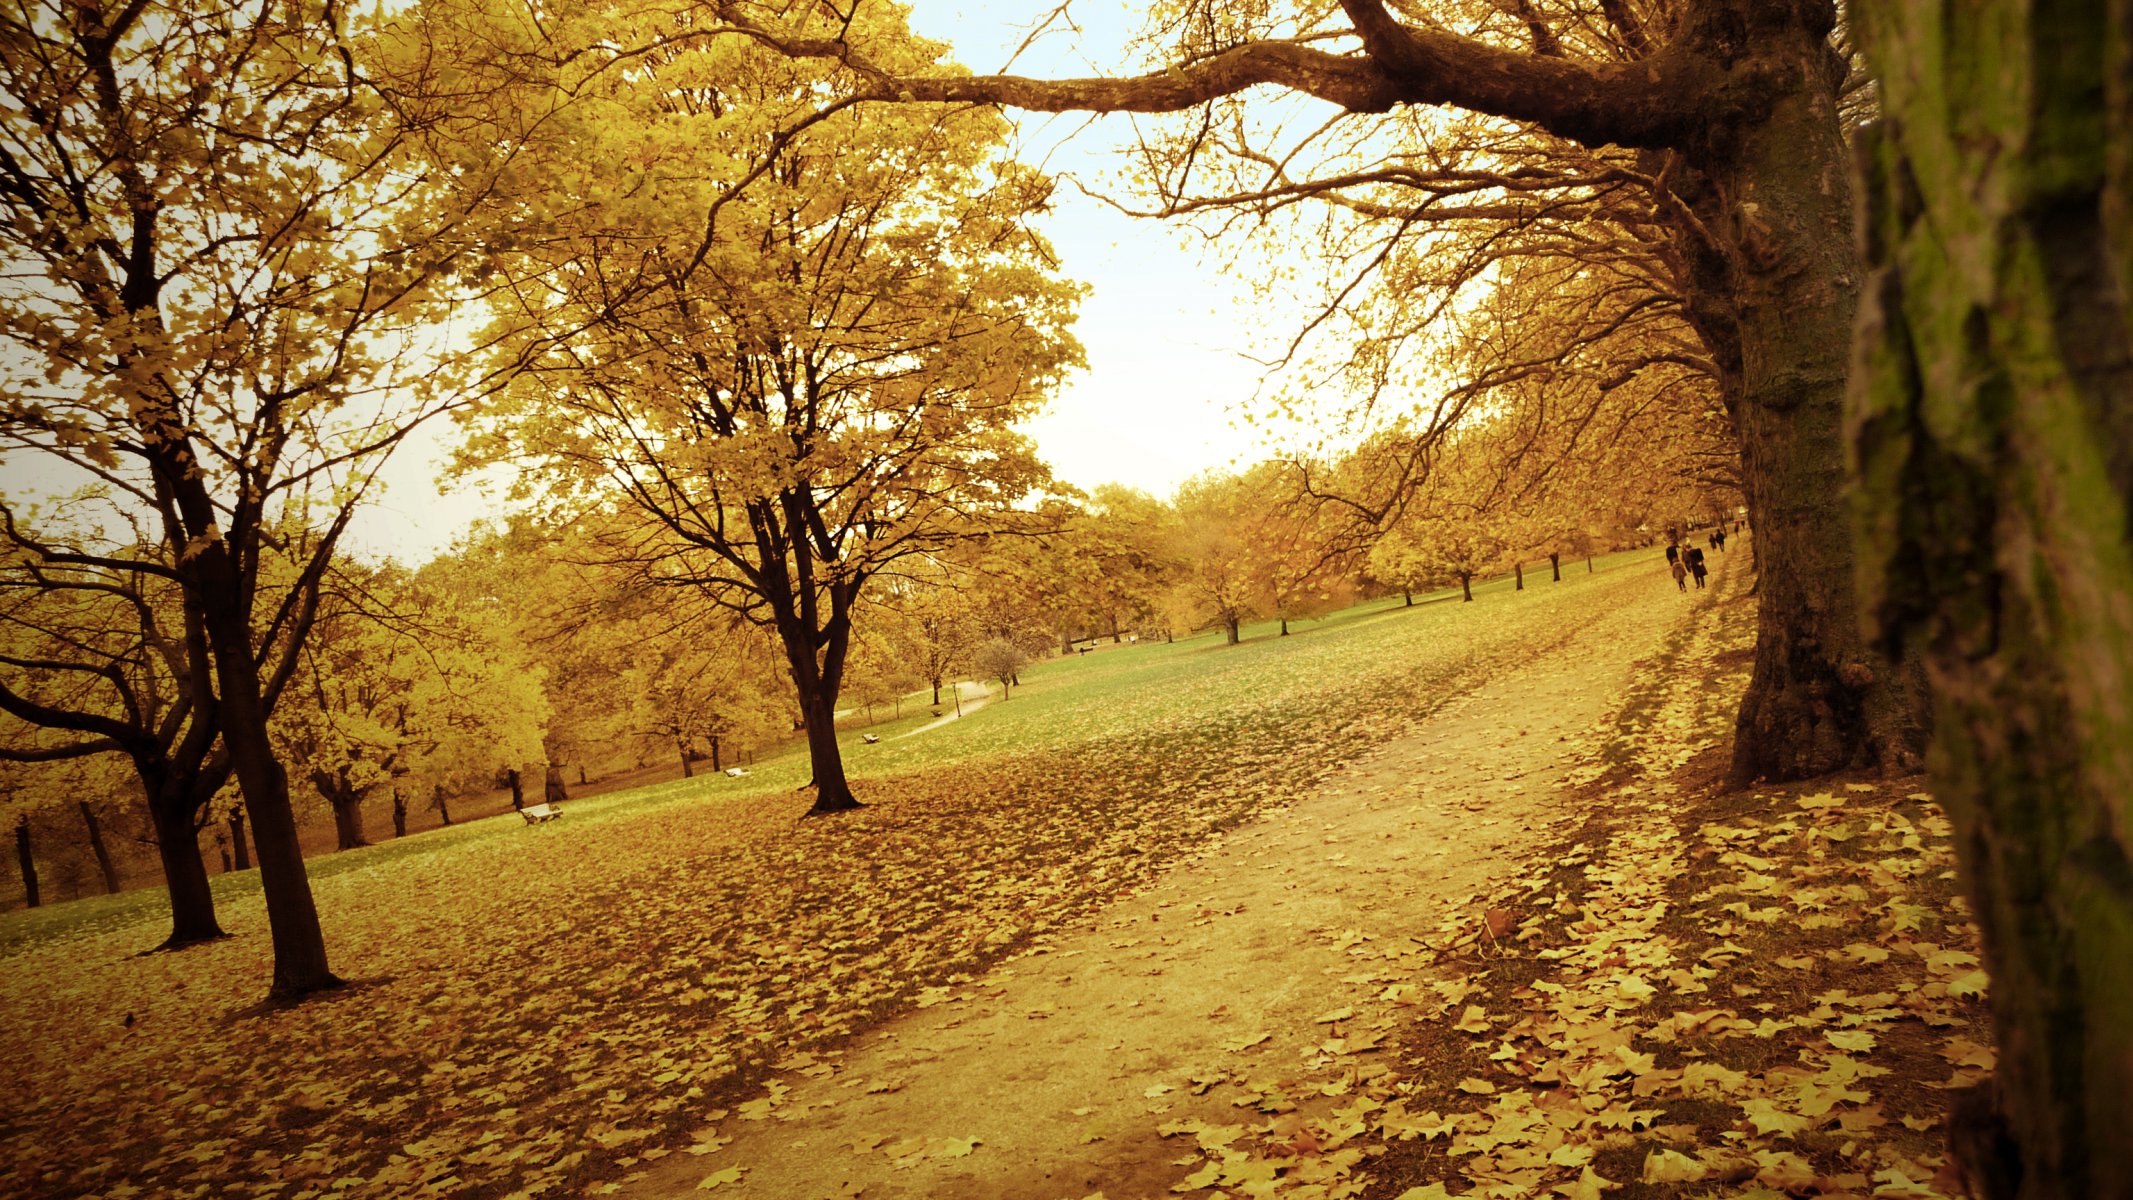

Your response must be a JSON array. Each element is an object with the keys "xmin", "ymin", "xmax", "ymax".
[{"xmin": 0, "ymin": 544, "xmax": 1662, "ymax": 957}]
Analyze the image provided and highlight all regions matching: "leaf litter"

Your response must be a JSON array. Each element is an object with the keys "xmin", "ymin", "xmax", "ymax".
[{"xmin": 2, "ymin": 562, "xmax": 1665, "ymax": 1200}]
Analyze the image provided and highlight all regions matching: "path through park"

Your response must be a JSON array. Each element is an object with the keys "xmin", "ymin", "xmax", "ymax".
[{"xmin": 622, "ymin": 554, "xmax": 1740, "ymax": 1199}]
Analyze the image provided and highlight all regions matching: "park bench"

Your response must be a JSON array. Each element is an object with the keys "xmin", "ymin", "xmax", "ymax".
[
  {"xmin": 724, "ymin": 767, "xmax": 749, "ymax": 778},
  {"xmin": 861, "ymin": 734, "xmax": 880, "ymax": 744},
  {"xmin": 519, "ymin": 803, "xmax": 562, "ymax": 825}
]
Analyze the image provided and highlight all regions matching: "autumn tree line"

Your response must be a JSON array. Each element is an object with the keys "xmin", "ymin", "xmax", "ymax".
[{"xmin": 0, "ymin": 0, "xmax": 2125, "ymax": 1190}]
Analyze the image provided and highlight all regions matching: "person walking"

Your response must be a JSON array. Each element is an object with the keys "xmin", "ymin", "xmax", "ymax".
[
  {"xmin": 1714, "ymin": 526, "xmax": 1727, "ymax": 551},
  {"xmin": 1687, "ymin": 545, "xmax": 1709, "ymax": 589},
  {"xmin": 1670, "ymin": 552, "xmax": 1689, "ymax": 592}
]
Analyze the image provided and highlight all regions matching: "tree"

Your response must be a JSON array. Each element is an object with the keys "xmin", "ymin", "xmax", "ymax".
[
  {"xmin": 971, "ymin": 638, "xmax": 1029, "ymax": 700},
  {"xmin": 0, "ymin": 0, "xmax": 532, "ymax": 998},
  {"xmin": 480, "ymin": 10, "xmax": 1080, "ymax": 815},
  {"xmin": 1169, "ymin": 472, "xmax": 1259, "ymax": 644},
  {"xmin": 725, "ymin": 0, "xmax": 1922, "ymax": 784},
  {"xmin": 0, "ymin": 523, "xmax": 239, "ymax": 942},
  {"xmin": 1851, "ymin": 7, "xmax": 2133, "ymax": 1195},
  {"xmin": 273, "ymin": 563, "xmax": 547, "ymax": 850}
]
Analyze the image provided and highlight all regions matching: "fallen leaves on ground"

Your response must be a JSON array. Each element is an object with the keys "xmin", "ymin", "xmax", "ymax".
[
  {"xmin": 0, "ymin": 564, "xmax": 1666, "ymax": 1199},
  {"xmin": 1147, "ymin": 555, "xmax": 1988, "ymax": 1200}
]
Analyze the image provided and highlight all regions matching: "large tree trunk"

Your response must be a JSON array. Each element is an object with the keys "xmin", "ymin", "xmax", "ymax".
[
  {"xmin": 79, "ymin": 801, "xmax": 119, "ymax": 894},
  {"xmin": 1852, "ymin": 7, "xmax": 2133, "ymax": 1196},
  {"xmin": 1677, "ymin": 18, "xmax": 1925, "ymax": 786},
  {"xmin": 710, "ymin": 734, "xmax": 722, "ymax": 773},
  {"xmin": 505, "ymin": 767, "xmax": 524, "ymax": 811},
  {"xmin": 147, "ymin": 796, "xmax": 223, "ymax": 945},
  {"xmin": 678, "ymin": 738, "xmax": 693, "ymax": 779},
  {"xmin": 327, "ymin": 785, "xmax": 368, "ymax": 851},
  {"xmin": 390, "ymin": 789, "xmax": 408, "ymax": 839},
  {"xmin": 1223, "ymin": 615, "xmax": 1240, "ymax": 644},
  {"xmin": 14, "ymin": 818, "xmax": 38, "ymax": 910},
  {"xmin": 799, "ymin": 690, "xmax": 859, "ymax": 815},
  {"xmin": 544, "ymin": 764, "xmax": 568, "ymax": 804}
]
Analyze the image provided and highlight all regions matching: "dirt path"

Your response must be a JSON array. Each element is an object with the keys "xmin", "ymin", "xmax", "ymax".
[
  {"xmin": 622, "ymin": 556, "xmax": 1735, "ymax": 1200},
  {"xmin": 896, "ymin": 680, "xmax": 996, "ymax": 739}
]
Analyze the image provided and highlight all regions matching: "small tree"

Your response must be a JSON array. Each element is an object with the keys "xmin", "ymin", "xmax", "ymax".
[{"xmin": 971, "ymin": 639, "xmax": 1029, "ymax": 701}]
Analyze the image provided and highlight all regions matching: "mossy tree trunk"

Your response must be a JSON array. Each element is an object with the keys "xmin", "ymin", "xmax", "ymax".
[{"xmin": 1853, "ymin": 5, "xmax": 2133, "ymax": 1196}]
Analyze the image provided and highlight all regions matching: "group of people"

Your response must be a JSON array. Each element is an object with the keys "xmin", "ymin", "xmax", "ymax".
[{"xmin": 1666, "ymin": 525, "xmax": 1726, "ymax": 591}]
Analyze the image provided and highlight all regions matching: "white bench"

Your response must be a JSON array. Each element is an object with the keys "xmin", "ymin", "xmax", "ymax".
[
  {"xmin": 519, "ymin": 803, "xmax": 562, "ymax": 824},
  {"xmin": 724, "ymin": 767, "xmax": 749, "ymax": 778}
]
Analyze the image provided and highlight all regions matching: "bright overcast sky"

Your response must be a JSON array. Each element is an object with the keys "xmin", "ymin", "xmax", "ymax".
[{"xmin": 345, "ymin": 0, "xmax": 1312, "ymax": 562}]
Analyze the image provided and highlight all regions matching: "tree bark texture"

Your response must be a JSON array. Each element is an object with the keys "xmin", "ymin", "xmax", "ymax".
[
  {"xmin": 1549, "ymin": 552, "xmax": 1561, "ymax": 582},
  {"xmin": 1223, "ymin": 616, "xmax": 1241, "ymax": 644},
  {"xmin": 78, "ymin": 801, "xmax": 119, "ymax": 894},
  {"xmin": 710, "ymin": 734, "xmax": 722, "ymax": 773},
  {"xmin": 1514, "ymin": 562, "xmax": 1524, "ymax": 591},
  {"xmin": 1852, "ymin": 5, "xmax": 2133, "ymax": 1196},
  {"xmin": 505, "ymin": 768, "xmax": 524, "ymax": 811},
  {"xmin": 14, "ymin": 819, "xmax": 38, "ymax": 909},
  {"xmin": 544, "ymin": 764, "xmax": 568, "ymax": 804},
  {"xmin": 678, "ymin": 739, "xmax": 694, "ymax": 779},
  {"xmin": 1657, "ymin": 13, "xmax": 1928, "ymax": 785}
]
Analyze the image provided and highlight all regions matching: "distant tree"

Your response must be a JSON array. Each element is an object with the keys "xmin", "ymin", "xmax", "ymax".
[
  {"xmin": 1169, "ymin": 473, "xmax": 1260, "ymax": 644},
  {"xmin": 971, "ymin": 639, "xmax": 1030, "ymax": 701}
]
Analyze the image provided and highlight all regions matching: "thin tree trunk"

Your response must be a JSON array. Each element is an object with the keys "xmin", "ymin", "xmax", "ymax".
[
  {"xmin": 1587, "ymin": 556, "xmax": 1594, "ymax": 573},
  {"xmin": 930, "ymin": 678, "xmax": 941, "ymax": 705},
  {"xmin": 1460, "ymin": 573, "xmax": 1473, "ymax": 603},
  {"xmin": 1403, "ymin": 589, "xmax": 1413, "ymax": 606},
  {"xmin": 229, "ymin": 805, "xmax": 250, "ymax": 870},
  {"xmin": 147, "ymin": 797, "xmax": 223, "ymax": 945},
  {"xmin": 678, "ymin": 738, "xmax": 693, "ymax": 779},
  {"xmin": 710, "ymin": 734, "xmax": 721, "ymax": 773},
  {"xmin": 78, "ymin": 801, "xmax": 119, "ymax": 894},
  {"xmin": 432, "ymin": 784, "xmax": 451, "ymax": 827},
  {"xmin": 1852, "ymin": 9, "xmax": 2133, "ymax": 1193},
  {"xmin": 14, "ymin": 818, "xmax": 37, "ymax": 909},
  {"xmin": 1514, "ymin": 562, "xmax": 1524, "ymax": 591},
  {"xmin": 1279, "ymin": 616, "xmax": 1290, "ymax": 636},
  {"xmin": 204, "ymin": 604, "xmax": 337, "ymax": 997},
  {"xmin": 1550, "ymin": 552, "xmax": 1561, "ymax": 582},
  {"xmin": 506, "ymin": 768, "xmax": 523, "ymax": 811},
  {"xmin": 390, "ymin": 789, "xmax": 407, "ymax": 839},
  {"xmin": 577, "ymin": 765, "xmax": 587, "ymax": 785}
]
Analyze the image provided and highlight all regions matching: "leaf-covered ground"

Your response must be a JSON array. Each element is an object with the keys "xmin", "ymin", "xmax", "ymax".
[
  {"xmin": 2, "ymin": 555, "xmax": 1671, "ymax": 1200},
  {"xmin": 1129, "ymin": 553, "xmax": 1991, "ymax": 1200}
]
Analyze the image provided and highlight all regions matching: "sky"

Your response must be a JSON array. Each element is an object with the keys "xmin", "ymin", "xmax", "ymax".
[{"xmin": 345, "ymin": 0, "xmax": 1306, "ymax": 562}]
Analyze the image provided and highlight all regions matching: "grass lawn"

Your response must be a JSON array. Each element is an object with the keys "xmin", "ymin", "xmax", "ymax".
[{"xmin": 0, "ymin": 548, "xmax": 1671, "ymax": 1200}]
